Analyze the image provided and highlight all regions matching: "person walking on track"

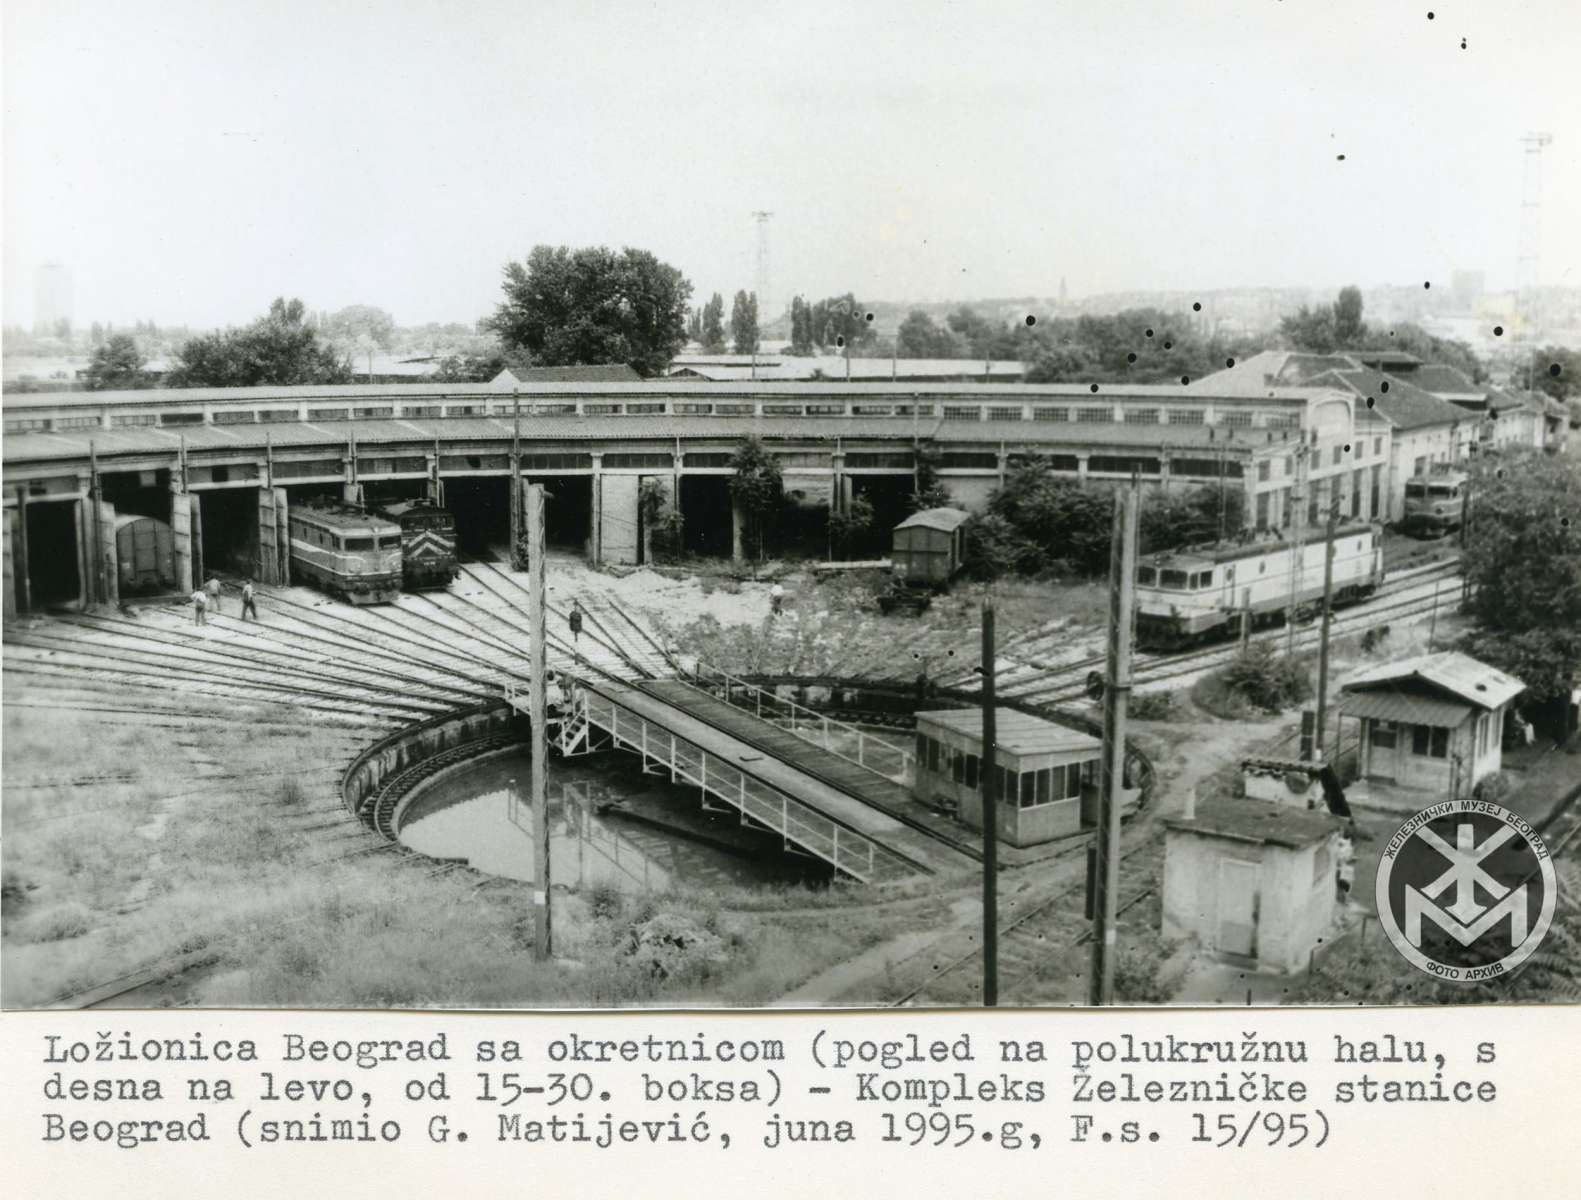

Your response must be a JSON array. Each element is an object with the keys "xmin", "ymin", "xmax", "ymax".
[
  {"xmin": 205, "ymin": 574, "xmax": 223, "ymax": 617},
  {"xmin": 241, "ymin": 578, "xmax": 259, "ymax": 621},
  {"xmin": 191, "ymin": 587, "xmax": 208, "ymax": 626},
  {"xmin": 569, "ymin": 599, "xmax": 584, "ymax": 643}
]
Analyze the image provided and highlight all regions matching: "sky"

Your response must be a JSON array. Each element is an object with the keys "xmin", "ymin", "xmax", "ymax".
[{"xmin": 4, "ymin": 0, "xmax": 1578, "ymax": 329}]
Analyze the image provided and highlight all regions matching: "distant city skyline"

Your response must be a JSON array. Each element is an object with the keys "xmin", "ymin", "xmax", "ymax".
[{"xmin": 4, "ymin": 1, "xmax": 1577, "ymax": 330}]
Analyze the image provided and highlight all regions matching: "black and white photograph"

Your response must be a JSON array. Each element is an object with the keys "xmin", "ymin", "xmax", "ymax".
[{"xmin": 4, "ymin": 0, "xmax": 1579, "ymax": 1013}]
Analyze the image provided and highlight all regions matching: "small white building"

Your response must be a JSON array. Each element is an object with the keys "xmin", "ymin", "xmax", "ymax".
[
  {"xmin": 1339, "ymin": 651, "xmax": 1525, "ymax": 801},
  {"xmin": 1163, "ymin": 797, "xmax": 1346, "ymax": 973}
]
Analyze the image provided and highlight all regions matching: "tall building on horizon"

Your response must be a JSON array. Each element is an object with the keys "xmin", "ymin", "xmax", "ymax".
[{"xmin": 34, "ymin": 262, "xmax": 74, "ymax": 335}]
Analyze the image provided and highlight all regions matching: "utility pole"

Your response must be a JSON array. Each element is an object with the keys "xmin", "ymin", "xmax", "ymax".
[
  {"xmin": 527, "ymin": 482, "xmax": 551, "ymax": 960},
  {"xmin": 981, "ymin": 603, "xmax": 999, "ymax": 1007},
  {"xmin": 1285, "ymin": 443, "xmax": 1310, "ymax": 655},
  {"xmin": 1089, "ymin": 483, "xmax": 1139, "ymax": 1006},
  {"xmin": 510, "ymin": 391, "xmax": 523, "ymax": 569},
  {"xmin": 1313, "ymin": 500, "xmax": 1338, "ymax": 759}
]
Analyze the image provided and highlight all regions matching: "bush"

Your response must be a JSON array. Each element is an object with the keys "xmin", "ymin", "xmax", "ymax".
[
  {"xmin": 1128, "ymin": 690, "xmax": 1181, "ymax": 721},
  {"xmin": 1206, "ymin": 643, "xmax": 1313, "ymax": 715},
  {"xmin": 1472, "ymin": 770, "xmax": 1515, "ymax": 805},
  {"xmin": 14, "ymin": 901, "xmax": 93, "ymax": 943}
]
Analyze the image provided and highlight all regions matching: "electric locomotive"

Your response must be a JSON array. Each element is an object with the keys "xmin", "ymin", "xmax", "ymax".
[
  {"xmin": 373, "ymin": 499, "xmax": 459, "ymax": 590},
  {"xmin": 286, "ymin": 504, "xmax": 403, "ymax": 604},
  {"xmin": 1134, "ymin": 522, "xmax": 1383, "ymax": 651},
  {"xmin": 1400, "ymin": 469, "xmax": 1467, "ymax": 537}
]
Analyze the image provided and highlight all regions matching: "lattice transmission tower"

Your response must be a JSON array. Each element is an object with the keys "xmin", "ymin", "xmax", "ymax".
[
  {"xmin": 751, "ymin": 211, "xmax": 773, "ymax": 323},
  {"xmin": 1514, "ymin": 133, "xmax": 1552, "ymax": 379}
]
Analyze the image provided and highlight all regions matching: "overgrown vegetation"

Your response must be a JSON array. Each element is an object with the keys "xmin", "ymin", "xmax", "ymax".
[
  {"xmin": 1192, "ymin": 643, "xmax": 1313, "ymax": 717},
  {"xmin": 728, "ymin": 437, "xmax": 783, "ymax": 561}
]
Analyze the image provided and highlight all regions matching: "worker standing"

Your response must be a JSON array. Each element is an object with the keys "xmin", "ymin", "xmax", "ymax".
[
  {"xmin": 191, "ymin": 588, "xmax": 208, "ymax": 626},
  {"xmin": 568, "ymin": 599, "xmax": 584, "ymax": 644},
  {"xmin": 205, "ymin": 574, "xmax": 223, "ymax": 617},
  {"xmin": 769, "ymin": 581, "xmax": 785, "ymax": 617},
  {"xmin": 240, "ymin": 578, "xmax": 259, "ymax": 622}
]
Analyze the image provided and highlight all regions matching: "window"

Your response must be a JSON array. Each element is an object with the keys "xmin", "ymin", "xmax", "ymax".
[
  {"xmin": 1371, "ymin": 721, "xmax": 1397, "ymax": 748},
  {"xmin": 308, "ymin": 408, "xmax": 350, "ymax": 421},
  {"xmin": 915, "ymin": 733, "xmax": 928, "ymax": 762},
  {"xmin": 713, "ymin": 403, "xmax": 753, "ymax": 415},
  {"xmin": 1075, "ymin": 407, "xmax": 1113, "ymax": 424},
  {"xmin": 808, "ymin": 402, "xmax": 850, "ymax": 415},
  {"xmin": 160, "ymin": 412, "xmax": 205, "ymax": 426},
  {"xmin": 1371, "ymin": 465, "xmax": 1382, "ymax": 515},
  {"xmin": 964, "ymin": 754, "xmax": 979, "ymax": 788},
  {"xmin": 376, "ymin": 535, "xmax": 401, "ymax": 549},
  {"xmin": 1284, "ymin": 455, "xmax": 1294, "ymax": 477},
  {"xmin": 112, "ymin": 413, "xmax": 158, "ymax": 427},
  {"xmin": 1256, "ymin": 492, "xmax": 1270, "ymax": 529},
  {"xmin": 1032, "ymin": 407, "xmax": 1068, "ymax": 422},
  {"xmin": 684, "ymin": 452, "xmax": 733, "ymax": 468},
  {"xmin": 940, "ymin": 452, "xmax": 998, "ymax": 469},
  {"xmin": 626, "ymin": 403, "xmax": 666, "ymax": 415},
  {"xmin": 402, "ymin": 405, "xmax": 442, "ymax": 418},
  {"xmin": 1089, "ymin": 455, "xmax": 1160, "ymax": 475},
  {"xmin": 942, "ymin": 405, "xmax": 980, "ymax": 421},
  {"xmin": 1258, "ymin": 460, "xmax": 1271, "ymax": 482},
  {"xmin": 1374, "ymin": 436, "xmax": 1383, "ymax": 456},
  {"xmin": 1405, "ymin": 481, "xmax": 1428, "ymax": 499},
  {"xmin": 354, "ymin": 407, "xmax": 393, "ymax": 419},
  {"xmin": 1168, "ymin": 409, "xmax": 1205, "ymax": 426},
  {"xmin": 259, "ymin": 409, "xmax": 299, "ymax": 422},
  {"xmin": 1332, "ymin": 445, "xmax": 1343, "ymax": 466},
  {"xmin": 1138, "ymin": 566, "xmax": 1157, "ymax": 585},
  {"xmin": 1123, "ymin": 408, "xmax": 1160, "ymax": 425},
  {"xmin": 1161, "ymin": 569, "xmax": 1188, "ymax": 589},
  {"xmin": 603, "ymin": 453, "xmax": 672, "ymax": 469},
  {"xmin": 1195, "ymin": 570, "xmax": 1214, "ymax": 589},
  {"xmin": 446, "ymin": 405, "xmax": 484, "ymax": 416},
  {"xmin": 56, "ymin": 415, "xmax": 105, "ymax": 429},
  {"xmin": 520, "ymin": 452, "xmax": 591, "ymax": 471},
  {"xmin": 1411, "ymin": 724, "xmax": 1449, "ymax": 759},
  {"xmin": 675, "ymin": 403, "xmax": 713, "ymax": 415},
  {"xmin": 1413, "ymin": 456, "xmax": 1427, "ymax": 476},
  {"xmin": 345, "ymin": 537, "xmax": 374, "ymax": 551},
  {"xmin": 1219, "ymin": 411, "xmax": 1254, "ymax": 428},
  {"xmin": 1266, "ymin": 412, "xmax": 1300, "ymax": 429},
  {"xmin": 986, "ymin": 406, "xmax": 1022, "ymax": 422},
  {"xmin": 928, "ymin": 738, "xmax": 940, "ymax": 773},
  {"xmin": 846, "ymin": 452, "xmax": 913, "ymax": 469},
  {"xmin": 951, "ymin": 748, "xmax": 965, "ymax": 784}
]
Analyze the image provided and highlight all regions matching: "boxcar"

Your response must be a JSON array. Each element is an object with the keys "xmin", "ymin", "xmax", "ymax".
[
  {"xmin": 288, "ymin": 505, "xmax": 403, "ymax": 604},
  {"xmin": 1135, "ymin": 522, "xmax": 1383, "ymax": 650},
  {"xmin": 1401, "ymin": 470, "xmax": 1467, "ymax": 537},
  {"xmin": 374, "ymin": 499, "xmax": 458, "ymax": 590},
  {"xmin": 114, "ymin": 514, "xmax": 177, "ymax": 594},
  {"xmin": 890, "ymin": 507, "xmax": 971, "ymax": 587}
]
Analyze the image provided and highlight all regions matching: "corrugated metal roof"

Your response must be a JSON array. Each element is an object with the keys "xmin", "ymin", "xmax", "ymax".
[
  {"xmin": 1343, "ymin": 650, "xmax": 1525, "ymax": 710},
  {"xmin": 1164, "ymin": 796, "xmax": 1344, "ymax": 848},
  {"xmin": 895, "ymin": 507, "xmax": 971, "ymax": 532},
  {"xmin": 1308, "ymin": 367, "xmax": 1470, "ymax": 431},
  {"xmin": 915, "ymin": 707, "xmax": 1101, "ymax": 758},
  {"xmin": 3, "ymin": 413, "xmax": 1280, "ymax": 465},
  {"xmin": 1338, "ymin": 689, "xmax": 1473, "ymax": 728}
]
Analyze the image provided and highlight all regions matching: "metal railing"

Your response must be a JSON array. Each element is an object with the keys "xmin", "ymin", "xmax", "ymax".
[
  {"xmin": 578, "ymin": 687, "xmax": 909, "ymax": 883},
  {"xmin": 689, "ymin": 663, "xmax": 914, "ymax": 782}
]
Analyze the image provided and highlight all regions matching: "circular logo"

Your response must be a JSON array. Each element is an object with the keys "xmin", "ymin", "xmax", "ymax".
[{"xmin": 1375, "ymin": 799, "xmax": 1556, "ymax": 982}]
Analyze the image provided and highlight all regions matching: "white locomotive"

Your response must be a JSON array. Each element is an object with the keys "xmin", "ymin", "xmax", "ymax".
[{"xmin": 1134, "ymin": 522, "xmax": 1383, "ymax": 650}]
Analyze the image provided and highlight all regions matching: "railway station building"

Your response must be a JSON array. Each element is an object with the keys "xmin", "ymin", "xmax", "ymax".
[{"xmin": 3, "ymin": 374, "xmax": 1370, "ymax": 616}]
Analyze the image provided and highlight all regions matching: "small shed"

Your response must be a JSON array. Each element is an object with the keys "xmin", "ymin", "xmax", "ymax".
[
  {"xmin": 913, "ymin": 707, "xmax": 1103, "ymax": 845},
  {"xmin": 891, "ymin": 507, "xmax": 971, "ymax": 587},
  {"xmin": 1163, "ymin": 797, "xmax": 1346, "ymax": 973},
  {"xmin": 1339, "ymin": 651, "xmax": 1524, "ymax": 800}
]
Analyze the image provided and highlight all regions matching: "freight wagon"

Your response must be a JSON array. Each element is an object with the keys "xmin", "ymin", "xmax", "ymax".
[
  {"xmin": 114, "ymin": 514, "xmax": 177, "ymax": 594},
  {"xmin": 880, "ymin": 507, "xmax": 972, "ymax": 615}
]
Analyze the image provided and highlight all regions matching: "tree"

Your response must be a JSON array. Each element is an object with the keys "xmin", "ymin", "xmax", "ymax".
[
  {"xmin": 1388, "ymin": 323, "xmax": 1486, "ymax": 384},
  {"xmin": 1458, "ymin": 450, "xmax": 1581, "ymax": 706},
  {"xmin": 789, "ymin": 296, "xmax": 814, "ymax": 354},
  {"xmin": 701, "ymin": 293, "xmax": 727, "ymax": 354},
  {"xmin": 910, "ymin": 444, "xmax": 953, "ymax": 512},
  {"xmin": 686, "ymin": 306, "xmax": 703, "ymax": 344},
  {"xmin": 486, "ymin": 244, "xmax": 692, "ymax": 378},
  {"xmin": 1512, "ymin": 345, "xmax": 1581, "ymax": 402},
  {"xmin": 897, "ymin": 309, "xmax": 961, "ymax": 358},
  {"xmin": 1333, "ymin": 286, "xmax": 1367, "ymax": 347},
  {"xmin": 325, "ymin": 304, "xmax": 396, "ymax": 351},
  {"xmin": 166, "ymin": 298, "xmax": 352, "ymax": 388},
  {"xmin": 808, "ymin": 293, "xmax": 874, "ymax": 352},
  {"xmin": 730, "ymin": 290, "xmax": 759, "ymax": 354},
  {"xmin": 828, "ymin": 494, "xmax": 876, "ymax": 560},
  {"xmin": 727, "ymin": 436, "xmax": 783, "ymax": 561},
  {"xmin": 1023, "ymin": 341, "xmax": 1099, "ymax": 383},
  {"xmin": 82, "ymin": 333, "xmax": 149, "ymax": 391},
  {"xmin": 431, "ymin": 350, "xmax": 516, "ymax": 383},
  {"xmin": 1280, "ymin": 286, "xmax": 1369, "ymax": 353}
]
